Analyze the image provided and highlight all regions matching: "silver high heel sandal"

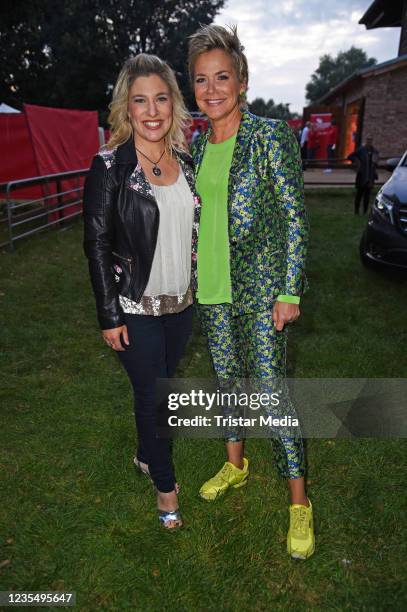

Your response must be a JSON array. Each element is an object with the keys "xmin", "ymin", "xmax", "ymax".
[
  {"xmin": 133, "ymin": 456, "xmax": 181, "ymax": 494},
  {"xmin": 133, "ymin": 457, "xmax": 151, "ymax": 478},
  {"xmin": 158, "ymin": 508, "xmax": 183, "ymax": 530}
]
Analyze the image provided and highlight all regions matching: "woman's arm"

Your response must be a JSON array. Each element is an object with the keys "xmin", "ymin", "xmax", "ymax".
[
  {"xmin": 83, "ymin": 155, "xmax": 125, "ymax": 331},
  {"xmin": 267, "ymin": 121, "xmax": 309, "ymax": 329},
  {"xmin": 267, "ymin": 120, "xmax": 309, "ymax": 299}
]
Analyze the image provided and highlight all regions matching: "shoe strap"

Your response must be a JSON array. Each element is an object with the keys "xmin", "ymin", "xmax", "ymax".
[
  {"xmin": 159, "ymin": 510, "xmax": 181, "ymax": 525},
  {"xmin": 134, "ymin": 458, "xmax": 151, "ymax": 476}
]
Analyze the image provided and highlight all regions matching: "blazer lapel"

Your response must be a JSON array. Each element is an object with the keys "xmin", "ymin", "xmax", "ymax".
[{"xmin": 229, "ymin": 110, "xmax": 256, "ymax": 180}]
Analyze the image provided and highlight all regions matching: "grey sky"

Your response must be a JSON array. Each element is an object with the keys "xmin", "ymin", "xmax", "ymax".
[{"xmin": 215, "ymin": 0, "xmax": 400, "ymax": 112}]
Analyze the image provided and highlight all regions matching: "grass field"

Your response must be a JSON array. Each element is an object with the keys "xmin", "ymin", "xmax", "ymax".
[{"xmin": 1, "ymin": 189, "xmax": 407, "ymax": 611}]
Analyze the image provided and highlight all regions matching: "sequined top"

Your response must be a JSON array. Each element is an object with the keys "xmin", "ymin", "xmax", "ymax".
[{"xmin": 119, "ymin": 169, "xmax": 195, "ymax": 316}]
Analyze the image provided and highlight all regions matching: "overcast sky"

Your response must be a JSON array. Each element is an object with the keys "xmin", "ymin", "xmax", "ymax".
[{"xmin": 214, "ymin": 0, "xmax": 400, "ymax": 112}]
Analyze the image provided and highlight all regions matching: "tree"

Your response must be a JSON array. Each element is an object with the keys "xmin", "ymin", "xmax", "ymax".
[
  {"xmin": 0, "ymin": 0, "xmax": 225, "ymax": 118},
  {"xmin": 305, "ymin": 47, "xmax": 377, "ymax": 103},
  {"xmin": 249, "ymin": 97, "xmax": 295, "ymax": 120}
]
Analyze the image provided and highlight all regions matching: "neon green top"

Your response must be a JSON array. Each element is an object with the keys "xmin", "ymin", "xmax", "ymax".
[
  {"xmin": 196, "ymin": 133, "xmax": 300, "ymax": 305},
  {"xmin": 196, "ymin": 134, "xmax": 236, "ymax": 304}
]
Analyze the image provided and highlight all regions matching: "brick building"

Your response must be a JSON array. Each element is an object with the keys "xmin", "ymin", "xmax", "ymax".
[{"xmin": 304, "ymin": 0, "xmax": 407, "ymax": 159}]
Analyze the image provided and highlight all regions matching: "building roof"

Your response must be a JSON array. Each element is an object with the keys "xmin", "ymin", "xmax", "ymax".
[
  {"xmin": 359, "ymin": 0, "xmax": 404, "ymax": 29},
  {"xmin": 315, "ymin": 53, "xmax": 407, "ymax": 104}
]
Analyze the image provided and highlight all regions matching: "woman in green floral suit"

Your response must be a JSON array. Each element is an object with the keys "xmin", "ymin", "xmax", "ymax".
[{"xmin": 188, "ymin": 25, "xmax": 315, "ymax": 559}]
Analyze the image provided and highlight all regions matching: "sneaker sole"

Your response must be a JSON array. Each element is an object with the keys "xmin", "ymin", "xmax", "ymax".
[
  {"xmin": 289, "ymin": 542, "xmax": 315, "ymax": 560},
  {"xmin": 232, "ymin": 479, "xmax": 248, "ymax": 489}
]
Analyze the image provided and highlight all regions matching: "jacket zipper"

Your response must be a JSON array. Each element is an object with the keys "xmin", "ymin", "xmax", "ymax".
[
  {"xmin": 112, "ymin": 251, "xmax": 133, "ymax": 274},
  {"xmin": 112, "ymin": 251, "xmax": 132, "ymax": 262}
]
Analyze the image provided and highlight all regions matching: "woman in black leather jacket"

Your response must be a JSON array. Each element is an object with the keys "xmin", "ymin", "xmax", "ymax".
[{"xmin": 83, "ymin": 54, "xmax": 201, "ymax": 529}]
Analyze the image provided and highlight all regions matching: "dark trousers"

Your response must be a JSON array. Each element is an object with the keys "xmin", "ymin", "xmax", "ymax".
[
  {"xmin": 117, "ymin": 306, "xmax": 193, "ymax": 492},
  {"xmin": 355, "ymin": 184, "xmax": 371, "ymax": 214}
]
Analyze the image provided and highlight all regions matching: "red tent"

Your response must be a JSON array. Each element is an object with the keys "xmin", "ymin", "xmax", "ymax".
[
  {"xmin": 0, "ymin": 113, "xmax": 40, "ymax": 199},
  {"xmin": 0, "ymin": 104, "xmax": 99, "ymax": 206}
]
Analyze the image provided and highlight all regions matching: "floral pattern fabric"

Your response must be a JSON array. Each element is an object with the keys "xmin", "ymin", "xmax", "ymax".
[{"xmin": 198, "ymin": 303, "xmax": 305, "ymax": 479}]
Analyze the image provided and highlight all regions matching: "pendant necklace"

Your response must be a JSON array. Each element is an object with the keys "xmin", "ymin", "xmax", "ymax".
[{"xmin": 135, "ymin": 146, "xmax": 165, "ymax": 176}]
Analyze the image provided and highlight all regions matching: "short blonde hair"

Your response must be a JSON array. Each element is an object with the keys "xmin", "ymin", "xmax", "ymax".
[
  {"xmin": 107, "ymin": 54, "xmax": 191, "ymax": 152},
  {"xmin": 188, "ymin": 24, "xmax": 249, "ymax": 108}
]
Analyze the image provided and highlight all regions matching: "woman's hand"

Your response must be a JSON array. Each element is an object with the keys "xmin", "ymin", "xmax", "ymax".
[
  {"xmin": 102, "ymin": 325, "xmax": 129, "ymax": 351},
  {"xmin": 272, "ymin": 302, "xmax": 300, "ymax": 331}
]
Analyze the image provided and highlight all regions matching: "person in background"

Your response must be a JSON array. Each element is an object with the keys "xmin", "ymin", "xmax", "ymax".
[
  {"xmin": 300, "ymin": 121, "xmax": 310, "ymax": 170},
  {"xmin": 307, "ymin": 123, "xmax": 319, "ymax": 161},
  {"xmin": 293, "ymin": 125, "xmax": 301, "ymax": 145},
  {"xmin": 327, "ymin": 119, "xmax": 338, "ymax": 161},
  {"xmin": 191, "ymin": 124, "xmax": 203, "ymax": 143},
  {"xmin": 348, "ymin": 135, "xmax": 379, "ymax": 215},
  {"xmin": 83, "ymin": 54, "xmax": 200, "ymax": 530},
  {"xmin": 188, "ymin": 24, "xmax": 314, "ymax": 560}
]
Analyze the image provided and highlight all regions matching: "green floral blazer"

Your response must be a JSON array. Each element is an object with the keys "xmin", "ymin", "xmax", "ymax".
[{"xmin": 191, "ymin": 111, "xmax": 309, "ymax": 315}]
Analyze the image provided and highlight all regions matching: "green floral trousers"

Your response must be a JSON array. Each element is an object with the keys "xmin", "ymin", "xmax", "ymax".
[{"xmin": 198, "ymin": 303, "xmax": 305, "ymax": 479}]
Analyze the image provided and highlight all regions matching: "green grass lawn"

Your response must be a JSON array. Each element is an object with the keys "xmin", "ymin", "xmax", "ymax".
[{"xmin": 1, "ymin": 189, "xmax": 406, "ymax": 611}]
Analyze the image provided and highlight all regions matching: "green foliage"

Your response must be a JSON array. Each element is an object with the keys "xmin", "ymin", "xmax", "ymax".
[
  {"xmin": 249, "ymin": 97, "xmax": 295, "ymax": 120},
  {"xmin": 0, "ymin": 0, "xmax": 225, "ymax": 117},
  {"xmin": 305, "ymin": 46, "xmax": 377, "ymax": 103}
]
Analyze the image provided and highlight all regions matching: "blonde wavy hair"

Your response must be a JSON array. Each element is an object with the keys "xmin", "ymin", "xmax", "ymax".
[
  {"xmin": 188, "ymin": 24, "xmax": 249, "ymax": 109},
  {"xmin": 107, "ymin": 54, "xmax": 191, "ymax": 152}
]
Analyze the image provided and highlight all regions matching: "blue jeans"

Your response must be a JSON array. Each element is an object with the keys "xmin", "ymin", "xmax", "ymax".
[{"xmin": 118, "ymin": 306, "xmax": 193, "ymax": 492}]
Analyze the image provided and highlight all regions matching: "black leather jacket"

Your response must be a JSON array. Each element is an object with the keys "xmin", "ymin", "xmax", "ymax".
[{"xmin": 83, "ymin": 137, "xmax": 199, "ymax": 330}]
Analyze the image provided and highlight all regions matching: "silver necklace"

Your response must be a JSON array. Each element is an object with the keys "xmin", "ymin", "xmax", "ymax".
[{"xmin": 135, "ymin": 146, "xmax": 165, "ymax": 176}]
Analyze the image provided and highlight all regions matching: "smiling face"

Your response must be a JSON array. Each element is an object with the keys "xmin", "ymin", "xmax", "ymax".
[
  {"xmin": 193, "ymin": 48, "xmax": 246, "ymax": 124},
  {"xmin": 128, "ymin": 74, "xmax": 173, "ymax": 147}
]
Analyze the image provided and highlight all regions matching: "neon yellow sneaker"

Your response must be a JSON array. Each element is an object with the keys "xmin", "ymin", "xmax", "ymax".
[
  {"xmin": 287, "ymin": 498, "xmax": 315, "ymax": 559},
  {"xmin": 199, "ymin": 458, "xmax": 249, "ymax": 501}
]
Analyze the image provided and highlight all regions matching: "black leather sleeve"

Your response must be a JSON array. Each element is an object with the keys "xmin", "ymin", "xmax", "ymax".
[{"xmin": 83, "ymin": 156, "xmax": 124, "ymax": 330}]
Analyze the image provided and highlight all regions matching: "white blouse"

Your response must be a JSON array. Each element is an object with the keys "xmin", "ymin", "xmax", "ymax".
[{"xmin": 119, "ymin": 169, "xmax": 194, "ymax": 316}]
